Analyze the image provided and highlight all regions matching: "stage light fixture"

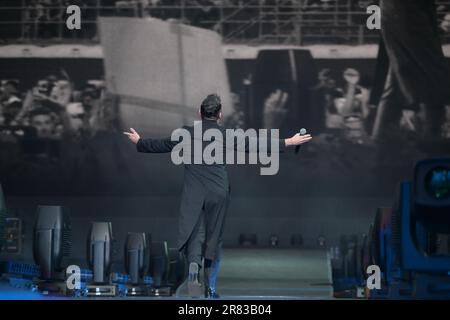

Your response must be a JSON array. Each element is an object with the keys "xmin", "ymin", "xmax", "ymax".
[
  {"xmin": 124, "ymin": 232, "xmax": 151, "ymax": 296},
  {"xmin": 239, "ymin": 233, "xmax": 257, "ymax": 246},
  {"xmin": 125, "ymin": 232, "xmax": 150, "ymax": 285},
  {"xmin": 86, "ymin": 222, "xmax": 116, "ymax": 296},
  {"xmin": 33, "ymin": 205, "xmax": 71, "ymax": 294},
  {"xmin": 148, "ymin": 241, "xmax": 171, "ymax": 296},
  {"xmin": 317, "ymin": 235, "xmax": 327, "ymax": 248},
  {"xmin": 269, "ymin": 234, "xmax": 279, "ymax": 247}
]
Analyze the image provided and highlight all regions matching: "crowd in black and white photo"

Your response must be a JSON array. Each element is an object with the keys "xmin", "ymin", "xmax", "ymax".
[{"xmin": 0, "ymin": 72, "xmax": 119, "ymax": 174}]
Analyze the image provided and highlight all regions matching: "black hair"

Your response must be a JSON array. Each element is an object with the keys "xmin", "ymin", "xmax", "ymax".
[{"xmin": 200, "ymin": 94, "xmax": 222, "ymax": 120}]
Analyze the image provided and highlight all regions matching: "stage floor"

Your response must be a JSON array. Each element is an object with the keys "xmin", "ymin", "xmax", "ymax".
[
  {"xmin": 212, "ymin": 248, "xmax": 332, "ymax": 299},
  {"xmin": 0, "ymin": 249, "xmax": 333, "ymax": 300}
]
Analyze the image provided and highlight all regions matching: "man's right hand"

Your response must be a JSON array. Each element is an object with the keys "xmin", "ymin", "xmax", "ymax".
[
  {"xmin": 285, "ymin": 133, "xmax": 312, "ymax": 147},
  {"xmin": 123, "ymin": 128, "xmax": 141, "ymax": 144}
]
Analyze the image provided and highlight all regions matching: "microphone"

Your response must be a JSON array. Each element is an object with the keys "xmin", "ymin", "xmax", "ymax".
[{"xmin": 295, "ymin": 128, "xmax": 307, "ymax": 154}]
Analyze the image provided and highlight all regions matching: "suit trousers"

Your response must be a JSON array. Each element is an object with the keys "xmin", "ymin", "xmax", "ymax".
[{"xmin": 184, "ymin": 191, "xmax": 230, "ymax": 267}]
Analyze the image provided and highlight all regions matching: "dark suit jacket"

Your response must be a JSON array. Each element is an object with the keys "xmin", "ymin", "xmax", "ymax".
[{"xmin": 136, "ymin": 119, "xmax": 286, "ymax": 250}]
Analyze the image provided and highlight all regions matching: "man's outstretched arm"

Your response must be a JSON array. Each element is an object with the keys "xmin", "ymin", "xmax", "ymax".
[
  {"xmin": 232, "ymin": 131, "xmax": 312, "ymax": 153},
  {"xmin": 123, "ymin": 128, "xmax": 177, "ymax": 153}
]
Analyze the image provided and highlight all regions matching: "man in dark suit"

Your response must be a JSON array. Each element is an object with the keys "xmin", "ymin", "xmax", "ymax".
[
  {"xmin": 371, "ymin": 0, "xmax": 450, "ymax": 141},
  {"xmin": 124, "ymin": 94, "xmax": 312, "ymax": 298}
]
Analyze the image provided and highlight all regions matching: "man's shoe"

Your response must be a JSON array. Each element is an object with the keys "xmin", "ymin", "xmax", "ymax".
[
  {"xmin": 204, "ymin": 267, "xmax": 220, "ymax": 299},
  {"xmin": 205, "ymin": 287, "xmax": 221, "ymax": 299},
  {"xmin": 187, "ymin": 262, "xmax": 202, "ymax": 298}
]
